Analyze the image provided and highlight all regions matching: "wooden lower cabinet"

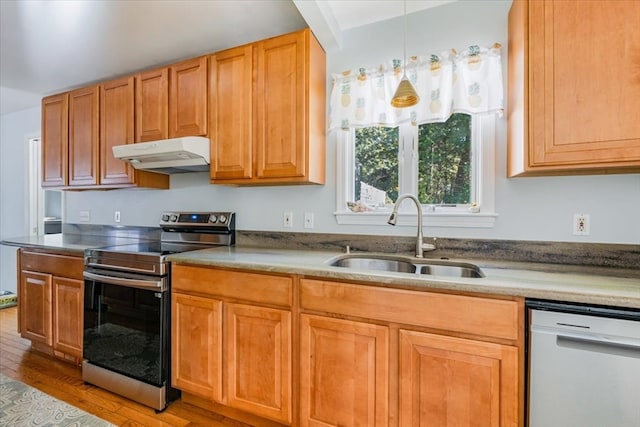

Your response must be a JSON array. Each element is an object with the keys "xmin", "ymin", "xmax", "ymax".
[
  {"xmin": 171, "ymin": 268, "xmax": 523, "ymax": 427},
  {"xmin": 399, "ymin": 330, "xmax": 519, "ymax": 427},
  {"xmin": 20, "ymin": 271, "xmax": 52, "ymax": 345},
  {"xmin": 226, "ymin": 303, "xmax": 292, "ymax": 423},
  {"xmin": 52, "ymin": 276, "xmax": 84, "ymax": 358},
  {"xmin": 299, "ymin": 278, "xmax": 523, "ymax": 427},
  {"xmin": 171, "ymin": 264, "xmax": 293, "ymax": 425},
  {"xmin": 172, "ymin": 293, "xmax": 223, "ymax": 401},
  {"xmin": 299, "ymin": 314, "xmax": 389, "ymax": 427},
  {"xmin": 18, "ymin": 249, "xmax": 84, "ymax": 363}
]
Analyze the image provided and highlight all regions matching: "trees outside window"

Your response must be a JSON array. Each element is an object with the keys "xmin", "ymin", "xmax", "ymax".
[{"xmin": 354, "ymin": 113, "xmax": 472, "ymax": 207}]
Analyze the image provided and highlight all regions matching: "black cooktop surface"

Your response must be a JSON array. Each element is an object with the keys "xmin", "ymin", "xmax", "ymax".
[{"xmin": 95, "ymin": 241, "xmax": 213, "ymax": 256}]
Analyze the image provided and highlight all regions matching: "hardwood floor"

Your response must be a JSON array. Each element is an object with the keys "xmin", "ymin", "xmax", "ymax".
[{"xmin": 0, "ymin": 306, "xmax": 254, "ymax": 427}]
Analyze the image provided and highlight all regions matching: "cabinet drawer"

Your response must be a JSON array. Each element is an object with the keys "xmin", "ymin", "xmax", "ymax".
[
  {"xmin": 21, "ymin": 251, "xmax": 83, "ymax": 279},
  {"xmin": 172, "ymin": 264, "xmax": 292, "ymax": 307},
  {"xmin": 300, "ymin": 279, "xmax": 520, "ymax": 341}
]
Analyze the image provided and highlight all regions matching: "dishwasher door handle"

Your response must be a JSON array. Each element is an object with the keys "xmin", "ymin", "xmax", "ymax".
[{"xmin": 557, "ymin": 334, "xmax": 640, "ymax": 359}]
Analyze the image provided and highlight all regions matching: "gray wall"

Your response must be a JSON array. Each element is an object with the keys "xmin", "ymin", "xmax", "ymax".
[
  {"xmin": 1, "ymin": 1, "xmax": 639, "ymax": 291},
  {"xmin": 1, "ymin": 107, "xmax": 40, "ymax": 292}
]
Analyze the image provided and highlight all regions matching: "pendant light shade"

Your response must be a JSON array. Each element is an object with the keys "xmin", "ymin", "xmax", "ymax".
[
  {"xmin": 391, "ymin": 75, "xmax": 419, "ymax": 108},
  {"xmin": 391, "ymin": 0, "xmax": 419, "ymax": 108}
]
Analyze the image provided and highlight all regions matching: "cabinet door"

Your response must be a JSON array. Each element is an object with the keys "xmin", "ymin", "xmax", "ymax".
[
  {"xmin": 225, "ymin": 303, "xmax": 292, "ymax": 423},
  {"xmin": 41, "ymin": 93, "xmax": 69, "ymax": 187},
  {"xmin": 399, "ymin": 330, "xmax": 518, "ymax": 427},
  {"xmin": 20, "ymin": 271, "xmax": 52, "ymax": 345},
  {"xmin": 169, "ymin": 57, "xmax": 208, "ymax": 138},
  {"xmin": 255, "ymin": 31, "xmax": 306, "ymax": 179},
  {"xmin": 136, "ymin": 68, "xmax": 169, "ymax": 142},
  {"xmin": 300, "ymin": 314, "xmax": 389, "ymax": 427},
  {"xmin": 209, "ymin": 45, "xmax": 253, "ymax": 181},
  {"xmin": 100, "ymin": 76, "xmax": 135, "ymax": 185},
  {"xmin": 68, "ymin": 86, "xmax": 99, "ymax": 186},
  {"xmin": 52, "ymin": 276, "xmax": 83, "ymax": 358},
  {"xmin": 171, "ymin": 292, "xmax": 223, "ymax": 401},
  {"xmin": 508, "ymin": 0, "xmax": 640, "ymax": 175}
]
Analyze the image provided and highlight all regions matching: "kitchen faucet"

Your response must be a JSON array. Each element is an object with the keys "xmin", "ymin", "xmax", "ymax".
[{"xmin": 387, "ymin": 194, "xmax": 436, "ymax": 258}]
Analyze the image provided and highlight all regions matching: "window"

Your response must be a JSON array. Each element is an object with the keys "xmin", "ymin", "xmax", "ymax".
[{"xmin": 336, "ymin": 114, "xmax": 497, "ymax": 228}]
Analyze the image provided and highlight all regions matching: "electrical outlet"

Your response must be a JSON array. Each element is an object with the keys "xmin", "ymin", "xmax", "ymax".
[
  {"xmin": 283, "ymin": 211, "xmax": 293, "ymax": 228},
  {"xmin": 115, "ymin": 211, "xmax": 121, "ymax": 223},
  {"xmin": 79, "ymin": 210, "xmax": 90, "ymax": 222},
  {"xmin": 573, "ymin": 213, "xmax": 590, "ymax": 236},
  {"xmin": 304, "ymin": 212, "xmax": 314, "ymax": 229}
]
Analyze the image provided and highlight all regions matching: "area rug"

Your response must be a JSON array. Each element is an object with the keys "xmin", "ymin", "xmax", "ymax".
[{"xmin": 0, "ymin": 373, "xmax": 116, "ymax": 426}]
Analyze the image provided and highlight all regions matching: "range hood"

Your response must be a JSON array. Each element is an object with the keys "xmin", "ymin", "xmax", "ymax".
[{"xmin": 112, "ymin": 136, "xmax": 210, "ymax": 174}]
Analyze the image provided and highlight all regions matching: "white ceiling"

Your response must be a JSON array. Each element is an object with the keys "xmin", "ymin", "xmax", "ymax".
[{"xmin": 0, "ymin": 0, "xmax": 456, "ymax": 115}]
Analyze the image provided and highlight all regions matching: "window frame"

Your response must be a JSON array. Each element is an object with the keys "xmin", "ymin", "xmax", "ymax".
[{"xmin": 335, "ymin": 114, "xmax": 497, "ymax": 228}]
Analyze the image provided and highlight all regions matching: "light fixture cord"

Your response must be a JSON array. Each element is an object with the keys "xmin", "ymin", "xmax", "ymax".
[{"xmin": 403, "ymin": 0, "xmax": 407, "ymax": 76}]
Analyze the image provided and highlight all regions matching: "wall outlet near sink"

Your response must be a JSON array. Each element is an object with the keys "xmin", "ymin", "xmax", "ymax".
[
  {"xmin": 304, "ymin": 212, "xmax": 314, "ymax": 229},
  {"xmin": 79, "ymin": 210, "xmax": 90, "ymax": 222},
  {"xmin": 283, "ymin": 211, "xmax": 293, "ymax": 228},
  {"xmin": 573, "ymin": 213, "xmax": 590, "ymax": 236}
]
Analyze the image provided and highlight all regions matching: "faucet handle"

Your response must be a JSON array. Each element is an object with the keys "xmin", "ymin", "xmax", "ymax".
[{"xmin": 421, "ymin": 237, "xmax": 437, "ymax": 252}]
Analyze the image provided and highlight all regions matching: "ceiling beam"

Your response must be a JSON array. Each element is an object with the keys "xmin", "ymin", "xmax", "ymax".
[{"xmin": 292, "ymin": 0, "xmax": 343, "ymax": 52}]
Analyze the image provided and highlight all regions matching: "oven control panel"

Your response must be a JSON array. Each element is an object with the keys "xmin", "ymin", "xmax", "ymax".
[{"xmin": 160, "ymin": 211, "xmax": 235, "ymax": 230}]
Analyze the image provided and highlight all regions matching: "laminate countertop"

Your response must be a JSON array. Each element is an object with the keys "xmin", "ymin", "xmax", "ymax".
[
  {"xmin": 3, "ymin": 235, "xmax": 638, "ymax": 309},
  {"xmin": 167, "ymin": 246, "xmax": 640, "ymax": 309}
]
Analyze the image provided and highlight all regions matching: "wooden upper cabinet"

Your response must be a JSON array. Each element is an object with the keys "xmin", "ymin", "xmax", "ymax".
[
  {"xmin": 136, "ymin": 67, "xmax": 169, "ymax": 142},
  {"xmin": 508, "ymin": 0, "xmax": 640, "ymax": 176},
  {"xmin": 210, "ymin": 29, "xmax": 326, "ymax": 185},
  {"xmin": 68, "ymin": 86, "xmax": 99, "ymax": 186},
  {"xmin": 255, "ymin": 31, "xmax": 306, "ymax": 180},
  {"xmin": 254, "ymin": 29, "xmax": 325, "ymax": 184},
  {"xmin": 209, "ymin": 45, "xmax": 253, "ymax": 180},
  {"xmin": 100, "ymin": 76, "xmax": 135, "ymax": 185},
  {"xmin": 101, "ymin": 76, "xmax": 169, "ymax": 189},
  {"xmin": 42, "ymin": 93, "xmax": 69, "ymax": 187},
  {"xmin": 169, "ymin": 56, "xmax": 208, "ymax": 138}
]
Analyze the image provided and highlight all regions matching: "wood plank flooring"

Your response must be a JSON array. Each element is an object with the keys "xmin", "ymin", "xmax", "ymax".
[{"xmin": 0, "ymin": 306, "xmax": 254, "ymax": 427}]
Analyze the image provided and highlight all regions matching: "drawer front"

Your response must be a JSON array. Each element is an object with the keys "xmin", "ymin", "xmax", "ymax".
[
  {"xmin": 21, "ymin": 251, "xmax": 84, "ymax": 279},
  {"xmin": 172, "ymin": 264, "xmax": 293, "ymax": 307},
  {"xmin": 300, "ymin": 279, "xmax": 520, "ymax": 341}
]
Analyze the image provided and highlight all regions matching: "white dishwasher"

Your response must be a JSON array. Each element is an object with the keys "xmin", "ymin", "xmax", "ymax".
[{"xmin": 527, "ymin": 300, "xmax": 640, "ymax": 427}]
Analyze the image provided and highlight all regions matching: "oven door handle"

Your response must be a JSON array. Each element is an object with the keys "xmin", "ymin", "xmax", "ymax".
[{"xmin": 84, "ymin": 271, "xmax": 166, "ymax": 292}]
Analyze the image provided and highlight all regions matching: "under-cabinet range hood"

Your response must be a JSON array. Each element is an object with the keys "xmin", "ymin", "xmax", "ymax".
[{"xmin": 112, "ymin": 136, "xmax": 210, "ymax": 174}]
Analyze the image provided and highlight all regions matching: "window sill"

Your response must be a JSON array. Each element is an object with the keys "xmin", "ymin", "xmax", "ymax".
[{"xmin": 334, "ymin": 211, "xmax": 498, "ymax": 228}]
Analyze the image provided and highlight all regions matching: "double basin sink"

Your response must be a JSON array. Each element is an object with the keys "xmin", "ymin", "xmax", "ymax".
[{"xmin": 327, "ymin": 253, "xmax": 484, "ymax": 278}]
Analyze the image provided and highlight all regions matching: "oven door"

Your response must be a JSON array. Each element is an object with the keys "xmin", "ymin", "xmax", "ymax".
[{"xmin": 83, "ymin": 269, "xmax": 169, "ymax": 388}]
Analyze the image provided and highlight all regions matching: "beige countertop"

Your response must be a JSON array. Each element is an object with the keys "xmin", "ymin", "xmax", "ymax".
[
  {"xmin": 4, "ymin": 234, "xmax": 638, "ymax": 309},
  {"xmin": 168, "ymin": 246, "xmax": 640, "ymax": 309}
]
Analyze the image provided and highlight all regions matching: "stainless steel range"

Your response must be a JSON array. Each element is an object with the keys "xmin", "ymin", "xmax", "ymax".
[{"xmin": 82, "ymin": 212, "xmax": 235, "ymax": 411}]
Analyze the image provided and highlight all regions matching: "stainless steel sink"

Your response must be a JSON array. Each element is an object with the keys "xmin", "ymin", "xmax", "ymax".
[
  {"xmin": 418, "ymin": 262, "xmax": 484, "ymax": 278},
  {"xmin": 327, "ymin": 254, "xmax": 484, "ymax": 278},
  {"xmin": 330, "ymin": 255, "xmax": 416, "ymax": 273}
]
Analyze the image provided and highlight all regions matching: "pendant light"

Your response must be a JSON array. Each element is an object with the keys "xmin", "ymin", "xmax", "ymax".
[{"xmin": 391, "ymin": 0, "xmax": 419, "ymax": 108}]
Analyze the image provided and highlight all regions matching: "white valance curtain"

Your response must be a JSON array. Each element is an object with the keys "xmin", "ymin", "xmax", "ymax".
[{"xmin": 328, "ymin": 44, "xmax": 504, "ymax": 131}]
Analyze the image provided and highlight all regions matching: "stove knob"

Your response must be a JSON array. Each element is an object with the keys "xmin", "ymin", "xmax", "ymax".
[
  {"xmin": 170, "ymin": 214, "xmax": 178, "ymax": 222},
  {"xmin": 218, "ymin": 215, "xmax": 227, "ymax": 224},
  {"xmin": 161, "ymin": 214, "xmax": 170, "ymax": 222},
  {"xmin": 209, "ymin": 214, "xmax": 218, "ymax": 223}
]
